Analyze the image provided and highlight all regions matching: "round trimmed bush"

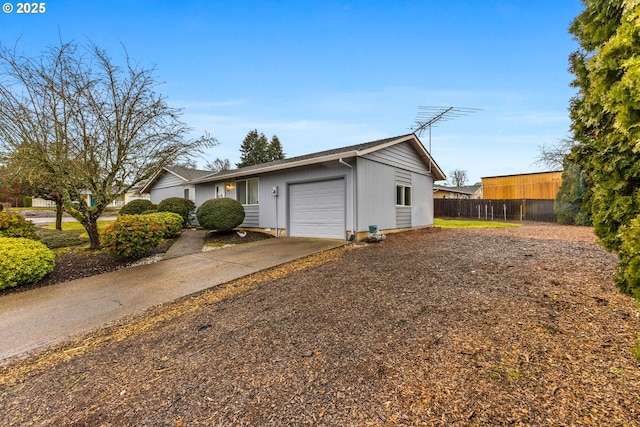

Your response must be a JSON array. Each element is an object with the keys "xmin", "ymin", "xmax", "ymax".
[
  {"xmin": 119, "ymin": 199, "xmax": 155, "ymax": 216},
  {"xmin": 147, "ymin": 211, "xmax": 183, "ymax": 238},
  {"xmin": 0, "ymin": 237, "xmax": 55, "ymax": 290},
  {"xmin": 196, "ymin": 198, "xmax": 245, "ymax": 232},
  {"xmin": 0, "ymin": 212, "xmax": 38, "ymax": 240},
  {"xmin": 100, "ymin": 215, "xmax": 163, "ymax": 259},
  {"xmin": 157, "ymin": 197, "xmax": 195, "ymax": 227}
]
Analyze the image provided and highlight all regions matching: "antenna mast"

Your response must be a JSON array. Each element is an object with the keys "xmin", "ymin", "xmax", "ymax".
[{"xmin": 411, "ymin": 106, "xmax": 481, "ymax": 153}]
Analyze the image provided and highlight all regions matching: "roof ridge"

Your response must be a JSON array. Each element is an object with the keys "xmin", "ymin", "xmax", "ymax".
[{"xmin": 199, "ymin": 133, "xmax": 416, "ymax": 180}]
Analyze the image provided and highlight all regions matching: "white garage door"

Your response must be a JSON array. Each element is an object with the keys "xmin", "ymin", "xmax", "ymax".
[{"xmin": 289, "ymin": 179, "xmax": 346, "ymax": 239}]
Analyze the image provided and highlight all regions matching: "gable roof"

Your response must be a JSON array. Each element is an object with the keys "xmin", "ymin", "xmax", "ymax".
[
  {"xmin": 191, "ymin": 133, "xmax": 446, "ymax": 184},
  {"xmin": 140, "ymin": 165, "xmax": 212, "ymax": 193}
]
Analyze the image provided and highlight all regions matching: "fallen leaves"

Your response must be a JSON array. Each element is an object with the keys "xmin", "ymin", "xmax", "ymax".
[{"xmin": 1, "ymin": 224, "xmax": 639, "ymax": 426}]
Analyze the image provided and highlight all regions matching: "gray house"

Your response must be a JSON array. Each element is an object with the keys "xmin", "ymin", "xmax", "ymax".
[
  {"xmin": 143, "ymin": 133, "xmax": 445, "ymax": 240},
  {"xmin": 143, "ymin": 165, "xmax": 212, "ymax": 203}
]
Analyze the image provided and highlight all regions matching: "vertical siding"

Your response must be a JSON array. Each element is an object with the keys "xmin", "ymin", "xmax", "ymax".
[
  {"xmin": 357, "ymin": 157, "xmax": 396, "ymax": 231},
  {"xmin": 195, "ymin": 183, "xmax": 217, "ymax": 206},
  {"xmin": 205, "ymin": 162, "xmax": 354, "ymax": 233},
  {"xmin": 412, "ymin": 172, "xmax": 433, "ymax": 226},
  {"xmin": 482, "ymin": 171, "xmax": 562, "ymax": 199},
  {"xmin": 270, "ymin": 163, "xmax": 353, "ymax": 233}
]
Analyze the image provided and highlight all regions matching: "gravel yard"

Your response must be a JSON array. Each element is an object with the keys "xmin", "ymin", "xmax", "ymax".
[{"xmin": 1, "ymin": 223, "xmax": 639, "ymax": 426}]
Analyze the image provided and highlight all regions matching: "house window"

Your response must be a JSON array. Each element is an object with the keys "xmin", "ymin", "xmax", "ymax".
[
  {"xmin": 237, "ymin": 178, "xmax": 259, "ymax": 205},
  {"xmin": 396, "ymin": 185, "xmax": 411, "ymax": 206},
  {"xmin": 184, "ymin": 188, "xmax": 190, "ymax": 200}
]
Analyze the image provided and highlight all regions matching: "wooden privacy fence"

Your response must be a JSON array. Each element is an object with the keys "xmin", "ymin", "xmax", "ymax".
[{"xmin": 434, "ymin": 199, "xmax": 557, "ymax": 222}]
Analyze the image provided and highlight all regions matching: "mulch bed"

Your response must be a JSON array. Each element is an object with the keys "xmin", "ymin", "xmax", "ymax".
[
  {"xmin": 0, "ymin": 230, "xmax": 270, "ymax": 297},
  {"xmin": 1, "ymin": 224, "xmax": 639, "ymax": 426}
]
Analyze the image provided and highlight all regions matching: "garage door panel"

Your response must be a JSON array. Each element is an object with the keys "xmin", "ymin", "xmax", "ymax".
[{"xmin": 290, "ymin": 179, "xmax": 345, "ymax": 239}]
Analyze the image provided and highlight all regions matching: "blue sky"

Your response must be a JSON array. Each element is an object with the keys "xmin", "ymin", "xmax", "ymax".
[{"xmin": 0, "ymin": 0, "xmax": 583, "ymax": 183}]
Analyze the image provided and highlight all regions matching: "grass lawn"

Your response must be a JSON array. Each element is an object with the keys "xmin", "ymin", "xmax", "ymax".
[
  {"xmin": 434, "ymin": 218, "xmax": 522, "ymax": 229},
  {"xmin": 37, "ymin": 220, "xmax": 115, "ymax": 249},
  {"xmin": 41, "ymin": 220, "xmax": 114, "ymax": 232}
]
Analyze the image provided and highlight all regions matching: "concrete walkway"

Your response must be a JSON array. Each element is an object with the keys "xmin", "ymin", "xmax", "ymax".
[{"xmin": 0, "ymin": 235, "xmax": 346, "ymax": 363}]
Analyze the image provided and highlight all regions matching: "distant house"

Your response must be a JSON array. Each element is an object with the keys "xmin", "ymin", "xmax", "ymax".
[
  {"xmin": 31, "ymin": 185, "xmax": 150, "ymax": 209},
  {"xmin": 433, "ymin": 183, "xmax": 482, "ymax": 199},
  {"xmin": 481, "ymin": 171, "xmax": 562, "ymax": 200},
  {"xmin": 143, "ymin": 134, "xmax": 446, "ymax": 240}
]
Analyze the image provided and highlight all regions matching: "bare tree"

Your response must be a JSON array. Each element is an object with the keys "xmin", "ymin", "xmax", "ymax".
[
  {"xmin": 534, "ymin": 138, "xmax": 574, "ymax": 170},
  {"xmin": 205, "ymin": 158, "xmax": 231, "ymax": 173},
  {"xmin": 0, "ymin": 41, "xmax": 216, "ymax": 249},
  {"xmin": 448, "ymin": 169, "xmax": 468, "ymax": 187}
]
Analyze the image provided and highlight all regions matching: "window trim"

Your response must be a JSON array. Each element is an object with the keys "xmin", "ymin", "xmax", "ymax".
[
  {"xmin": 237, "ymin": 178, "xmax": 259, "ymax": 205},
  {"xmin": 396, "ymin": 184, "xmax": 412, "ymax": 207}
]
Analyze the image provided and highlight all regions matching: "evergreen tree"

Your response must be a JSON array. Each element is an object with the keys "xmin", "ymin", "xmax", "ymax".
[
  {"xmin": 568, "ymin": 0, "xmax": 640, "ymax": 296},
  {"xmin": 237, "ymin": 130, "xmax": 285, "ymax": 167},
  {"xmin": 267, "ymin": 135, "xmax": 285, "ymax": 161},
  {"xmin": 554, "ymin": 159, "xmax": 590, "ymax": 226}
]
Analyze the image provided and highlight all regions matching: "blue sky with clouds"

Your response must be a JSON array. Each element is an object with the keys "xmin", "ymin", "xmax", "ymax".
[{"xmin": 1, "ymin": 0, "xmax": 583, "ymax": 183}]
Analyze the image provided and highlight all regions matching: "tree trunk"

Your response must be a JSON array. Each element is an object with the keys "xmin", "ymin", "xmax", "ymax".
[
  {"xmin": 55, "ymin": 197, "xmax": 63, "ymax": 231},
  {"xmin": 83, "ymin": 220, "xmax": 101, "ymax": 250}
]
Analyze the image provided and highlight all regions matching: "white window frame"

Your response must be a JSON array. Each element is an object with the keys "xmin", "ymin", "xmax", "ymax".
[
  {"xmin": 237, "ymin": 178, "xmax": 259, "ymax": 205},
  {"xmin": 396, "ymin": 185, "xmax": 412, "ymax": 207}
]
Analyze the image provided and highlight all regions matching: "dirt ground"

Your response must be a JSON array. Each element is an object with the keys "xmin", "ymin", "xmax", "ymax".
[{"xmin": 1, "ymin": 223, "xmax": 639, "ymax": 426}]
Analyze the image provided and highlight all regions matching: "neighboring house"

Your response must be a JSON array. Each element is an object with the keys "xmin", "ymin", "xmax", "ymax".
[
  {"xmin": 32, "ymin": 186, "xmax": 150, "ymax": 208},
  {"xmin": 142, "ymin": 165, "xmax": 212, "ymax": 204},
  {"xmin": 481, "ymin": 171, "xmax": 563, "ymax": 200},
  {"xmin": 433, "ymin": 183, "xmax": 482, "ymax": 199},
  {"xmin": 143, "ymin": 133, "xmax": 446, "ymax": 240}
]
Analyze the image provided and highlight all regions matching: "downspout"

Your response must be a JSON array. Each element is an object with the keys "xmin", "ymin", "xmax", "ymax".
[{"xmin": 339, "ymin": 158, "xmax": 357, "ymax": 240}]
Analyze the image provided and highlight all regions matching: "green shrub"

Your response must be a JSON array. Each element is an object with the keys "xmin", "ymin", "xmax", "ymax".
[
  {"xmin": 23, "ymin": 196, "xmax": 32, "ymax": 208},
  {"xmin": 196, "ymin": 198, "xmax": 245, "ymax": 232},
  {"xmin": 147, "ymin": 211, "xmax": 183, "ymax": 238},
  {"xmin": 0, "ymin": 212, "xmax": 38, "ymax": 240},
  {"xmin": 100, "ymin": 215, "xmax": 163, "ymax": 259},
  {"xmin": 615, "ymin": 215, "xmax": 640, "ymax": 299},
  {"xmin": 119, "ymin": 199, "xmax": 155, "ymax": 216},
  {"xmin": 0, "ymin": 237, "xmax": 55, "ymax": 290},
  {"xmin": 157, "ymin": 197, "xmax": 195, "ymax": 227}
]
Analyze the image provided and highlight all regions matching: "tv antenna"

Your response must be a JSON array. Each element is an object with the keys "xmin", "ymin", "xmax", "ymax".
[{"xmin": 411, "ymin": 106, "xmax": 481, "ymax": 152}]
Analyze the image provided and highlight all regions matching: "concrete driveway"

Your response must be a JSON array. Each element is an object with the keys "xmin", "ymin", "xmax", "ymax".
[{"xmin": 0, "ymin": 237, "xmax": 346, "ymax": 363}]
